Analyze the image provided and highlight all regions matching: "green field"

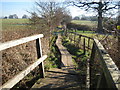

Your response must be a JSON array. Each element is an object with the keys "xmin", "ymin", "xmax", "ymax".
[
  {"xmin": 1, "ymin": 19, "xmax": 30, "ymax": 31},
  {"xmin": 71, "ymin": 20, "xmax": 97, "ymax": 28},
  {"xmin": 2, "ymin": 19, "xmax": 29, "ymax": 24},
  {"xmin": 1, "ymin": 19, "xmax": 97, "ymax": 31}
]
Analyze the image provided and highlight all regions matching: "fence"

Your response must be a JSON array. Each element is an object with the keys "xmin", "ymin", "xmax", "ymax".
[
  {"xmin": 66, "ymin": 32, "xmax": 120, "ymax": 89},
  {"xmin": 0, "ymin": 34, "xmax": 47, "ymax": 89}
]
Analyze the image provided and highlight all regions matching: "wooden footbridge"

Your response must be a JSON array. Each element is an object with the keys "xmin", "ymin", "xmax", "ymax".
[{"xmin": 0, "ymin": 32, "xmax": 120, "ymax": 89}]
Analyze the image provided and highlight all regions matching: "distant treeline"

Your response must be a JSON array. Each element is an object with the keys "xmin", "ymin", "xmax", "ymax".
[
  {"xmin": 73, "ymin": 16, "xmax": 117, "ymax": 21},
  {"xmin": 2, "ymin": 14, "xmax": 29, "ymax": 19},
  {"xmin": 73, "ymin": 16, "xmax": 98, "ymax": 21}
]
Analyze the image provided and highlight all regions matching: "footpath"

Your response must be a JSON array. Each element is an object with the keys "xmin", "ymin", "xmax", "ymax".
[{"xmin": 31, "ymin": 35, "xmax": 82, "ymax": 89}]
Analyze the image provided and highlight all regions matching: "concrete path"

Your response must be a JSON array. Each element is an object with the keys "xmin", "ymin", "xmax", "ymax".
[{"xmin": 31, "ymin": 35, "xmax": 82, "ymax": 89}]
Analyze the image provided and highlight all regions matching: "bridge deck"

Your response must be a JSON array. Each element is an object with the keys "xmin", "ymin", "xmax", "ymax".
[{"xmin": 31, "ymin": 35, "xmax": 82, "ymax": 89}]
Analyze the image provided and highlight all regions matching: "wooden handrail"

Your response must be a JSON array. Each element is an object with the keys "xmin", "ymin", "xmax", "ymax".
[
  {"xmin": 68, "ymin": 32, "xmax": 93, "ymax": 40},
  {"xmin": 0, "ymin": 55, "xmax": 47, "ymax": 89},
  {"xmin": 0, "ymin": 34, "xmax": 43, "ymax": 51},
  {"xmin": 1, "ymin": 34, "xmax": 47, "ymax": 89},
  {"xmin": 67, "ymin": 32, "xmax": 120, "ymax": 89},
  {"xmin": 94, "ymin": 39, "xmax": 120, "ymax": 89}
]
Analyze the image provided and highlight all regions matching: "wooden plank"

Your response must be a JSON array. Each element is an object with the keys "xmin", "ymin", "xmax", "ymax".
[
  {"xmin": 0, "ymin": 34, "xmax": 43, "ymax": 51},
  {"xmin": 94, "ymin": 39, "xmax": 120, "ymax": 89},
  {"xmin": 0, "ymin": 55, "xmax": 47, "ymax": 89},
  {"xmin": 36, "ymin": 38, "xmax": 45, "ymax": 78}
]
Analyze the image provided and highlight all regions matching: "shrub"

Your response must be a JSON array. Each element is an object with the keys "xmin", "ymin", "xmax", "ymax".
[{"xmin": 66, "ymin": 23, "xmax": 91, "ymax": 31}]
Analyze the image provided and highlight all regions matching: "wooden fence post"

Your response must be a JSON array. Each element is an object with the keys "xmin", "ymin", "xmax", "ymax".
[
  {"xmin": 86, "ymin": 59, "xmax": 90, "ymax": 89},
  {"xmin": 74, "ymin": 33, "xmax": 76, "ymax": 45},
  {"xmin": 72, "ymin": 33, "xmax": 74, "ymax": 42},
  {"xmin": 78, "ymin": 35, "xmax": 81, "ymax": 48},
  {"xmin": 88, "ymin": 38, "xmax": 90, "ymax": 50},
  {"xmin": 89, "ymin": 42, "xmax": 96, "ymax": 88},
  {"xmin": 36, "ymin": 38, "xmax": 45, "ymax": 78},
  {"xmin": 69, "ymin": 33, "xmax": 71, "ymax": 42},
  {"xmin": 96, "ymin": 72, "xmax": 107, "ymax": 89},
  {"xmin": 83, "ymin": 38, "xmax": 86, "ymax": 55}
]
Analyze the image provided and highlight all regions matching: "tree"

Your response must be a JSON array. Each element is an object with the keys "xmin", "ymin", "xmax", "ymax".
[
  {"xmin": 67, "ymin": 0, "xmax": 119, "ymax": 33},
  {"xmin": 81, "ymin": 15, "xmax": 87, "ymax": 20},
  {"xmin": 28, "ymin": 1, "xmax": 72, "ymax": 47},
  {"xmin": 9, "ymin": 15, "xmax": 13, "ymax": 19},
  {"xmin": 29, "ymin": 1, "xmax": 71, "ymax": 31},
  {"xmin": 29, "ymin": 12, "xmax": 40, "ymax": 25},
  {"xmin": 3, "ymin": 16, "xmax": 7, "ymax": 19},
  {"xmin": 73, "ymin": 16, "xmax": 80, "ymax": 20},
  {"xmin": 22, "ymin": 14, "xmax": 28, "ymax": 19},
  {"xmin": 13, "ymin": 14, "xmax": 18, "ymax": 19},
  {"xmin": 90, "ymin": 16, "xmax": 98, "ymax": 21},
  {"xmin": 117, "ymin": 1, "xmax": 120, "ymax": 64},
  {"xmin": 9, "ymin": 14, "xmax": 18, "ymax": 19}
]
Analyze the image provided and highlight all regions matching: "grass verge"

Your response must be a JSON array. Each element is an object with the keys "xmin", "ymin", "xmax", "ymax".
[{"xmin": 44, "ymin": 35, "xmax": 61, "ymax": 70}]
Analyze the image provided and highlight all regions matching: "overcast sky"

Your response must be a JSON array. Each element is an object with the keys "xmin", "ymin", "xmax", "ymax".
[{"xmin": 0, "ymin": 0, "xmax": 119, "ymax": 18}]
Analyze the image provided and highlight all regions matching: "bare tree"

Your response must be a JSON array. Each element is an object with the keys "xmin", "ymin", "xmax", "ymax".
[
  {"xmin": 67, "ymin": 0, "xmax": 119, "ymax": 33},
  {"xmin": 22, "ymin": 14, "xmax": 28, "ymax": 19},
  {"xmin": 34, "ymin": 1, "xmax": 71, "ymax": 32},
  {"xmin": 28, "ymin": 0, "xmax": 72, "ymax": 48}
]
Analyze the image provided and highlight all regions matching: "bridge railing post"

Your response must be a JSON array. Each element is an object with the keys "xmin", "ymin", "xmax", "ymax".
[
  {"xmin": 83, "ymin": 38, "xmax": 86, "ymax": 55},
  {"xmin": 96, "ymin": 72, "xmax": 107, "ymax": 89},
  {"xmin": 89, "ymin": 42, "xmax": 96, "ymax": 88},
  {"xmin": 88, "ymin": 38, "xmax": 90, "ymax": 50},
  {"xmin": 36, "ymin": 38, "xmax": 45, "ymax": 78},
  {"xmin": 77, "ymin": 35, "xmax": 81, "ymax": 48}
]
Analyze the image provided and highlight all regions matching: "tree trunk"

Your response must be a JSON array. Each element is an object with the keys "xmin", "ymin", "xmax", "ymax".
[
  {"xmin": 97, "ymin": 2, "xmax": 104, "ymax": 34},
  {"xmin": 118, "ymin": 2, "xmax": 120, "ymax": 62},
  {"xmin": 118, "ymin": 36, "xmax": 120, "ymax": 60},
  {"xmin": 118, "ymin": 16, "xmax": 120, "ymax": 64}
]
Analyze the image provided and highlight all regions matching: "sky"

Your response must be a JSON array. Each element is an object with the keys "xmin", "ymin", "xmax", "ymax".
[
  {"xmin": 0, "ymin": 0, "xmax": 95, "ymax": 18},
  {"xmin": 0, "ymin": 0, "xmax": 119, "ymax": 18},
  {"xmin": 1, "ymin": 1, "xmax": 34, "ymax": 18}
]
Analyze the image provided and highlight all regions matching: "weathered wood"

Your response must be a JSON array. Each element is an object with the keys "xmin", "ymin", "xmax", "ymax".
[
  {"xmin": 89, "ymin": 42, "xmax": 96, "ymax": 88},
  {"xmin": 88, "ymin": 38, "xmax": 90, "ymax": 49},
  {"xmin": 74, "ymin": 32, "xmax": 76, "ymax": 44},
  {"xmin": 68, "ymin": 32, "xmax": 93, "ymax": 40},
  {"xmin": 36, "ymin": 38, "xmax": 45, "ymax": 78},
  {"xmin": 83, "ymin": 38, "xmax": 86, "ymax": 54},
  {"xmin": 69, "ymin": 33, "xmax": 72, "ymax": 42},
  {"xmin": 0, "ymin": 55, "xmax": 47, "ymax": 89},
  {"xmin": 86, "ymin": 59, "xmax": 90, "ymax": 89},
  {"xmin": 77, "ymin": 35, "xmax": 81, "ymax": 48},
  {"xmin": 56, "ymin": 35, "xmax": 74, "ymax": 70},
  {"xmin": 94, "ymin": 39, "xmax": 120, "ymax": 89},
  {"xmin": 0, "ymin": 34, "xmax": 44, "ymax": 51},
  {"xmin": 67, "ymin": 32, "xmax": 120, "ymax": 89},
  {"xmin": 97, "ymin": 72, "xmax": 108, "ymax": 89}
]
